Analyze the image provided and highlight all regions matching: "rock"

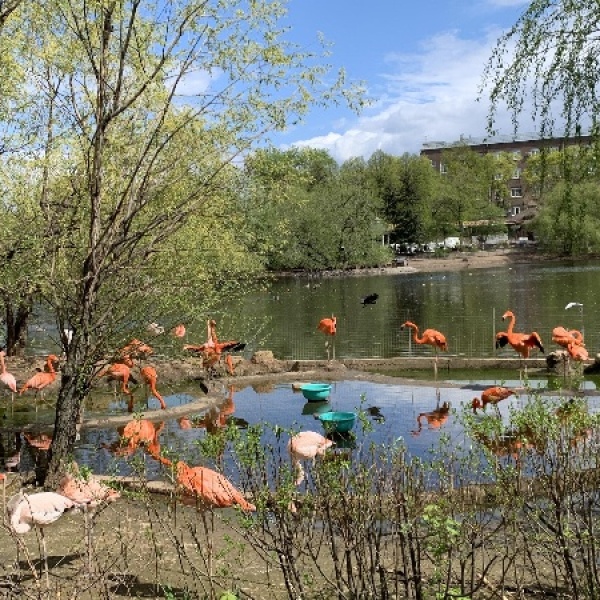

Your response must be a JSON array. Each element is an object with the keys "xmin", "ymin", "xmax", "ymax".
[
  {"xmin": 251, "ymin": 351, "xmax": 275, "ymax": 364},
  {"xmin": 583, "ymin": 352, "xmax": 600, "ymax": 374}
]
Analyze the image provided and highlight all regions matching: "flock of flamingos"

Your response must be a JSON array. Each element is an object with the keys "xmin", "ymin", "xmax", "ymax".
[{"xmin": 0, "ymin": 309, "xmax": 592, "ymax": 583}]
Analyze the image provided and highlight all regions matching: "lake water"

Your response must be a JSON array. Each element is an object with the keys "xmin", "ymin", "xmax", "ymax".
[
  {"xmin": 6, "ymin": 257, "xmax": 600, "ymax": 482},
  {"xmin": 231, "ymin": 258, "xmax": 600, "ymax": 360}
]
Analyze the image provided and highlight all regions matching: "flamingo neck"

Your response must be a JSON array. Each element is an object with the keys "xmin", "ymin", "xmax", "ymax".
[
  {"xmin": 407, "ymin": 324, "xmax": 424, "ymax": 344},
  {"xmin": 505, "ymin": 313, "xmax": 516, "ymax": 335},
  {"xmin": 0, "ymin": 354, "xmax": 5, "ymax": 375}
]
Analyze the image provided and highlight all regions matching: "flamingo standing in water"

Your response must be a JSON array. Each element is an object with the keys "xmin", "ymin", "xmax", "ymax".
[
  {"xmin": 401, "ymin": 321, "xmax": 447, "ymax": 377},
  {"xmin": 140, "ymin": 366, "xmax": 166, "ymax": 410},
  {"xmin": 472, "ymin": 386, "xmax": 516, "ymax": 415},
  {"xmin": 0, "ymin": 350, "xmax": 17, "ymax": 411},
  {"xmin": 19, "ymin": 354, "xmax": 59, "ymax": 410},
  {"xmin": 495, "ymin": 310, "xmax": 544, "ymax": 375},
  {"xmin": 287, "ymin": 431, "xmax": 334, "ymax": 485},
  {"xmin": 98, "ymin": 357, "xmax": 136, "ymax": 412},
  {"xmin": 7, "ymin": 489, "xmax": 79, "ymax": 586}
]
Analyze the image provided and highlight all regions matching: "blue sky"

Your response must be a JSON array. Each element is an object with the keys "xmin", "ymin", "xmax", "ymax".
[{"xmin": 275, "ymin": 0, "xmax": 531, "ymax": 161}]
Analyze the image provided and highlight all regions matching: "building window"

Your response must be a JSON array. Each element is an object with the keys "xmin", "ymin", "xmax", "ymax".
[
  {"xmin": 511, "ymin": 187, "xmax": 522, "ymax": 197},
  {"xmin": 494, "ymin": 173, "xmax": 503, "ymax": 180},
  {"xmin": 440, "ymin": 163, "xmax": 447, "ymax": 174},
  {"xmin": 430, "ymin": 160, "xmax": 436, "ymax": 169},
  {"xmin": 512, "ymin": 150, "xmax": 521, "ymax": 160},
  {"xmin": 513, "ymin": 206, "xmax": 521, "ymax": 216},
  {"xmin": 512, "ymin": 168, "xmax": 521, "ymax": 179},
  {"xmin": 529, "ymin": 148, "xmax": 540, "ymax": 156}
]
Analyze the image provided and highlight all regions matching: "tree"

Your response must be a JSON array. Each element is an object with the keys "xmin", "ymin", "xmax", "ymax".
[
  {"xmin": 9, "ymin": 0, "xmax": 362, "ymax": 487},
  {"xmin": 367, "ymin": 151, "xmax": 434, "ymax": 245},
  {"xmin": 482, "ymin": 0, "xmax": 600, "ymax": 254},
  {"xmin": 431, "ymin": 145, "xmax": 504, "ymax": 239}
]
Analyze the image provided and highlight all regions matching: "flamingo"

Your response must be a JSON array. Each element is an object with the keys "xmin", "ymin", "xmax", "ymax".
[
  {"xmin": 7, "ymin": 489, "xmax": 79, "ymax": 586},
  {"xmin": 98, "ymin": 360, "xmax": 136, "ymax": 412},
  {"xmin": 117, "ymin": 338, "xmax": 154, "ymax": 361},
  {"xmin": 19, "ymin": 354, "xmax": 59, "ymax": 410},
  {"xmin": 552, "ymin": 326, "xmax": 585, "ymax": 349},
  {"xmin": 57, "ymin": 461, "xmax": 121, "ymax": 573},
  {"xmin": 102, "ymin": 419, "xmax": 164, "ymax": 458},
  {"xmin": 140, "ymin": 366, "xmax": 166, "ymax": 410},
  {"xmin": 567, "ymin": 341, "xmax": 589, "ymax": 363},
  {"xmin": 184, "ymin": 319, "xmax": 245, "ymax": 376},
  {"xmin": 171, "ymin": 324, "xmax": 186, "ymax": 338},
  {"xmin": 173, "ymin": 461, "xmax": 256, "ymax": 512},
  {"xmin": 287, "ymin": 431, "xmax": 334, "ymax": 485},
  {"xmin": 495, "ymin": 310, "xmax": 544, "ymax": 363},
  {"xmin": 472, "ymin": 386, "xmax": 516, "ymax": 414},
  {"xmin": 401, "ymin": 320, "xmax": 447, "ymax": 376},
  {"xmin": 317, "ymin": 316, "xmax": 337, "ymax": 360},
  {"xmin": 0, "ymin": 350, "xmax": 17, "ymax": 410}
]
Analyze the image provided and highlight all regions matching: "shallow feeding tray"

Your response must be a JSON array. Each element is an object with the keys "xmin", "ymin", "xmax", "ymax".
[
  {"xmin": 301, "ymin": 382, "xmax": 332, "ymax": 402},
  {"xmin": 318, "ymin": 411, "xmax": 357, "ymax": 434}
]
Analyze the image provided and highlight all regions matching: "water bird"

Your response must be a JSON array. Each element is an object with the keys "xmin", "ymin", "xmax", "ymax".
[{"xmin": 361, "ymin": 293, "xmax": 379, "ymax": 307}]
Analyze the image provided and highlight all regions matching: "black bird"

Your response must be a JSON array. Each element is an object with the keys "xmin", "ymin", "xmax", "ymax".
[{"xmin": 361, "ymin": 293, "xmax": 379, "ymax": 307}]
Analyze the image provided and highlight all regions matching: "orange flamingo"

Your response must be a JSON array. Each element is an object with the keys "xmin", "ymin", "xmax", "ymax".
[
  {"xmin": 412, "ymin": 401, "xmax": 451, "ymax": 435},
  {"xmin": 317, "ymin": 316, "xmax": 337, "ymax": 360},
  {"xmin": 184, "ymin": 319, "xmax": 244, "ymax": 376},
  {"xmin": 98, "ymin": 359, "xmax": 136, "ymax": 412},
  {"xmin": 102, "ymin": 419, "xmax": 164, "ymax": 457},
  {"xmin": 317, "ymin": 316, "xmax": 337, "ymax": 336},
  {"xmin": 140, "ymin": 365, "xmax": 166, "ymax": 410},
  {"xmin": 0, "ymin": 350, "xmax": 17, "ymax": 410},
  {"xmin": 151, "ymin": 447, "xmax": 255, "ymax": 511},
  {"xmin": 401, "ymin": 320, "xmax": 447, "ymax": 376},
  {"xmin": 176, "ymin": 461, "xmax": 255, "ymax": 511},
  {"xmin": 472, "ymin": 386, "xmax": 516, "ymax": 414},
  {"xmin": 118, "ymin": 338, "xmax": 153, "ymax": 361},
  {"xmin": 552, "ymin": 326, "xmax": 585, "ymax": 349},
  {"xmin": 171, "ymin": 324, "xmax": 186, "ymax": 338},
  {"xmin": 495, "ymin": 310, "xmax": 544, "ymax": 361},
  {"xmin": 19, "ymin": 354, "xmax": 59, "ymax": 409},
  {"xmin": 287, "ymin": 431, "xmax": 334, "ymax": 485},
  {"xmin": 567, "ymin": 342, "xmax": 589, "ymax": 363}
]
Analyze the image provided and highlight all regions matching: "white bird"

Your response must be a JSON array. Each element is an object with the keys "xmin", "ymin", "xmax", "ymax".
[
  {"xmin": 565, "ymin": 302, "xmax": 583, "ymax": 310},
  {"xmin": 7, "ymin": 490, "xmax": 79, "ymax": 586}
]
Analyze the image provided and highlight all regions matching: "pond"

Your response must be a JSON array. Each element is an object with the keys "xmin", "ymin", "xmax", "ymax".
[
  {"xmin": 6, "ymin": 257, "xmax": 600, "ymax": 486},
  {"xmin": 5, "ymin": 370, "xmax": 600, "ymax": 486},
  {"xmin": 227, "ymin": 258, "xmax": 600, "ymax": 360}
]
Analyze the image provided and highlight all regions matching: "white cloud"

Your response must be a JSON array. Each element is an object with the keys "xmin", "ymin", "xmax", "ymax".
[{"xmin": 290, "ymin": 30, "xmax": 527, "ymax": 161}]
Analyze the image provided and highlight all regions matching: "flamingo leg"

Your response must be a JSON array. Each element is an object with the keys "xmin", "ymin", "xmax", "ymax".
[{"xmin": 41, "ymin": 527, "xmax": 49, "ymax": 589}]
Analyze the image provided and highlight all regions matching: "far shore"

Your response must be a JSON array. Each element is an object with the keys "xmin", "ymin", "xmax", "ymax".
[{"xmin": 276, "ymin": 247, "xmax": 588, "ymax": 278}]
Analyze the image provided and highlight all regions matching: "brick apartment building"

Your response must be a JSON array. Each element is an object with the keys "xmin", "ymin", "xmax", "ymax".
[{"xmin": 420, "ymin": 132, "xmax": 593, "ymax": 236}]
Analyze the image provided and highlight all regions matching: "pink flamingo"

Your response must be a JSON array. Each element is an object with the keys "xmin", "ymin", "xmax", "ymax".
[
  {"xmin": 287, "ymin": 431, "xmax": 334, "ymax": 485},
  {"xmin": 0, "ymin": 350, "xmax": 17, "ymax": 410},
  {"xmin": 140, "ymin": 365, "xmax": 166, "ymax": 410},
  {"xmin": 7, "ymin": 489, "xmax": 79, "ymax": 586},
  {"xmin": 19, "ymin": 354, "xmax": 59, "ymax": 410}
]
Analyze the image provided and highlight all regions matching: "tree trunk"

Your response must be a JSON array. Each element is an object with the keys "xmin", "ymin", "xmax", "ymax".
[
  {"xmin": 45, "ymin": 342, "xmax": 93, "ymax": 488},
  {"xmin": 4, "ymin": 298, "xmax": 32, "ymax": 356}
]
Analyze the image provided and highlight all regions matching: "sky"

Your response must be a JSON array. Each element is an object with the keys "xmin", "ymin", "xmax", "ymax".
[{"xmin": 274, "ymin": 0, "xmax": 532, "ymax": 162}]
